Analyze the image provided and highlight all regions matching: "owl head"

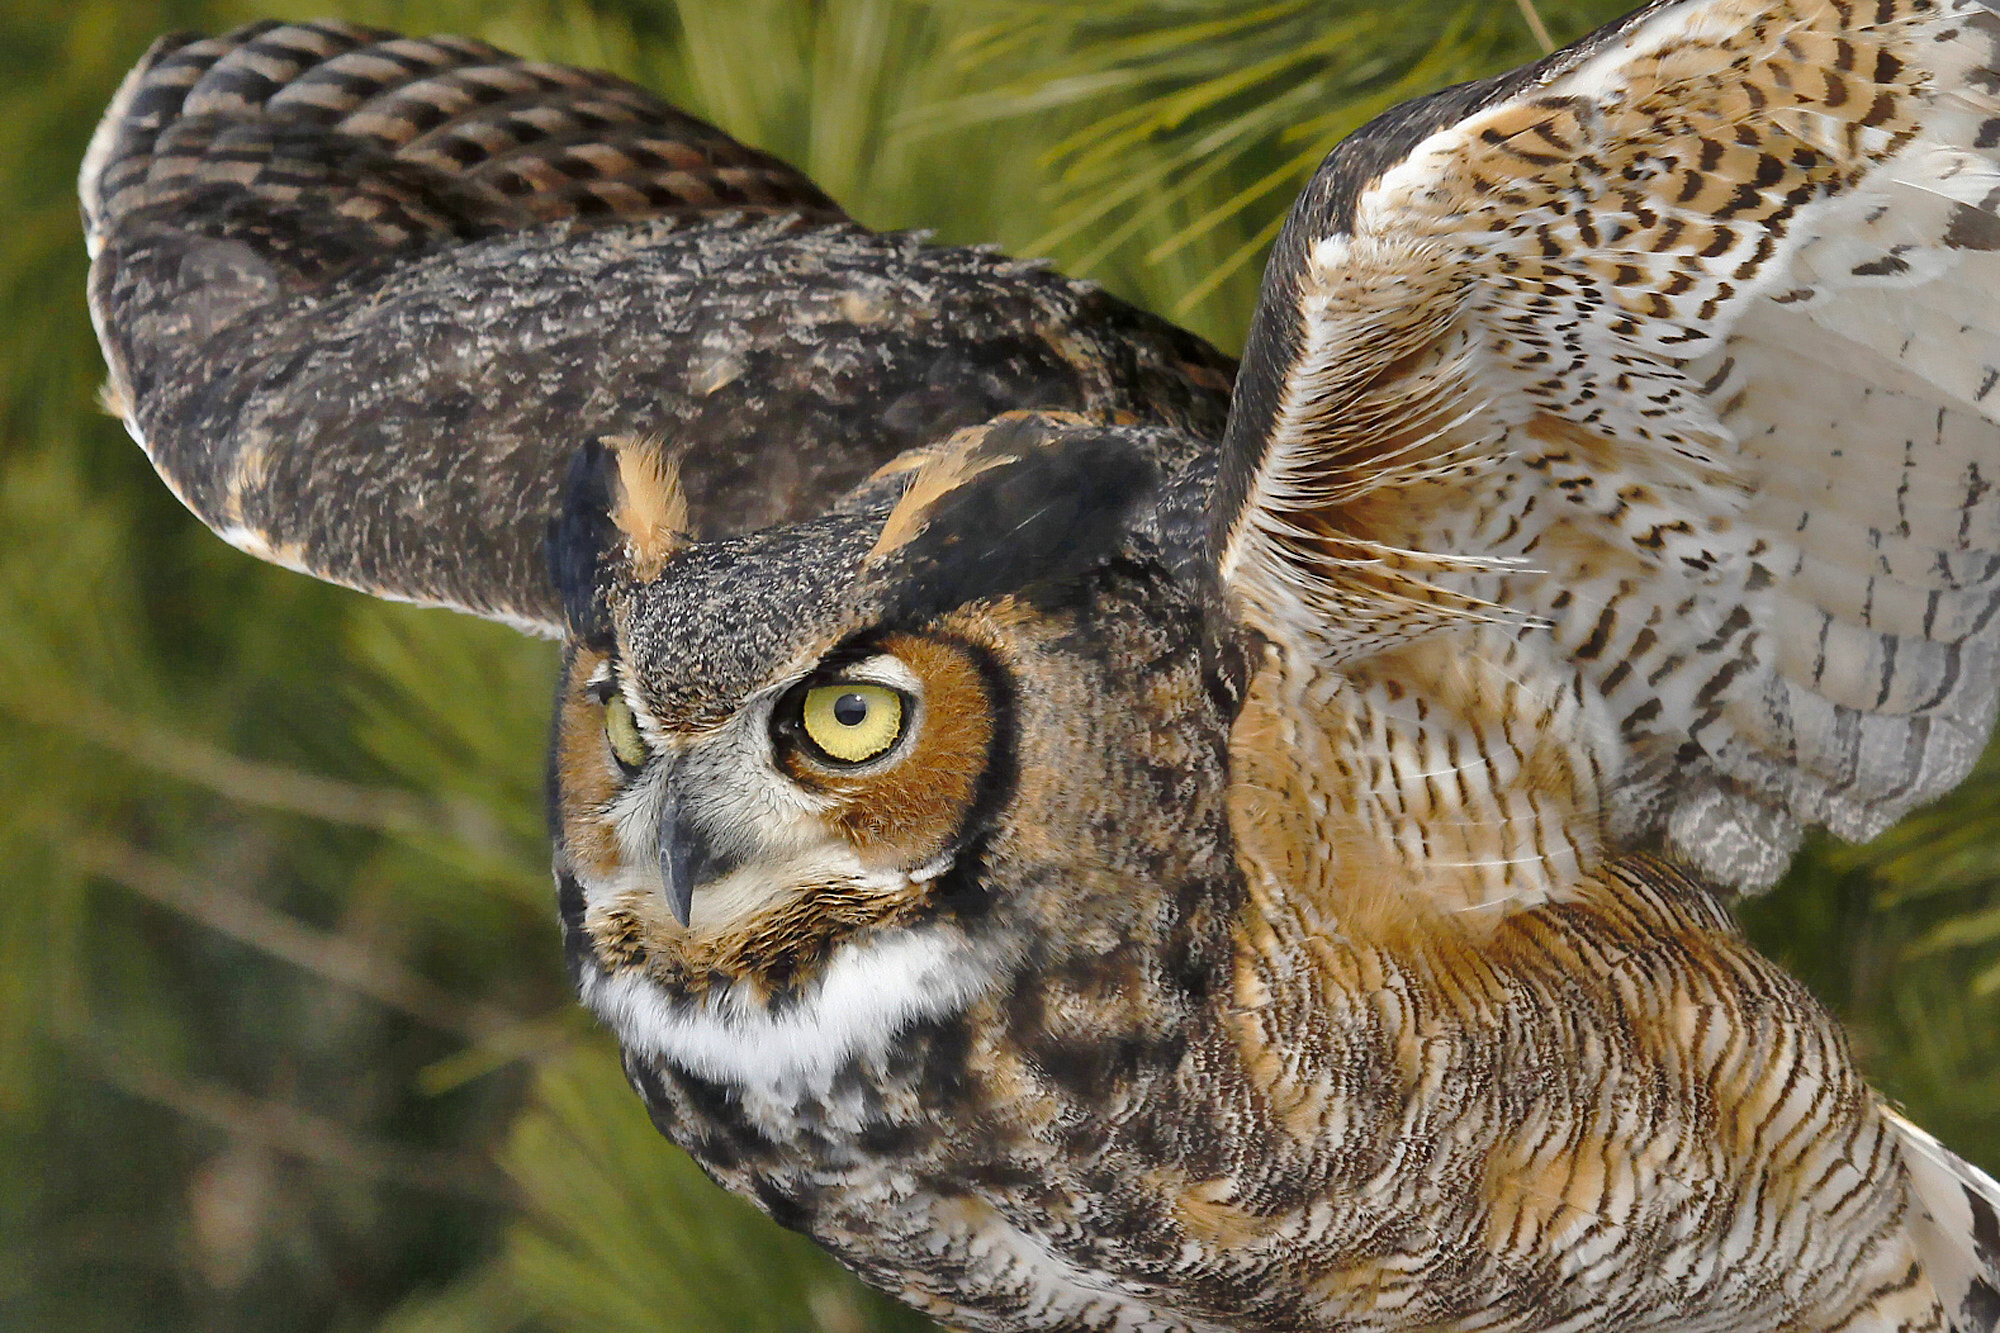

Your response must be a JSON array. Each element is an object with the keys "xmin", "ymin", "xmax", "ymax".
[{"xmin": 541, "ymin": 415, "xmax": 1246, "ymax": 1085}]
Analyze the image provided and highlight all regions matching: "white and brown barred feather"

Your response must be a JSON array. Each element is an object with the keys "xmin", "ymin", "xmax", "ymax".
[
  {"xmin": 1219, "ymin": 0, "xmax": 2000, "ymax": 892},
  {"xmin": 80, "ymin": 20, "xmax": 1233, "ymax": 633},
  {"xmin": 78, "ymin": 20, "xmax": 845, "ymax": 260}
]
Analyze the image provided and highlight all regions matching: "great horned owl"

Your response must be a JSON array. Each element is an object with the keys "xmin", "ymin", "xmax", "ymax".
[{"xmin": 81, "ymin": 6, "xmax": 2000, "ymax": 1331}]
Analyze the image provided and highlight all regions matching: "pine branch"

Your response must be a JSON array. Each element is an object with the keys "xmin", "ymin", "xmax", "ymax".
[
  {"xmin": 9, "ymin": 690, "xmax": 509, "ymax": 853},
  {"xmin": 69, "ymin": 836, "xmax": 521, "ymax": 1045},
  {"xmin": 68, "ymin": 1034, "xmax": 518, "ymax": 1207}
]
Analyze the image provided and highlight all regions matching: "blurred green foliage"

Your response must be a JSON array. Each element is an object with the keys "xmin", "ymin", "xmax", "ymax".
[{"xmin": 1, "ymin": 0, "xmax": 1995, "ymax": 1329}]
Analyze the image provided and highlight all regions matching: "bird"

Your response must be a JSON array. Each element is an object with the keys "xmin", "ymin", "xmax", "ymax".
[{"xmin": 78, "ymin": 4, "xmax": 2000, "ymax": 1330}]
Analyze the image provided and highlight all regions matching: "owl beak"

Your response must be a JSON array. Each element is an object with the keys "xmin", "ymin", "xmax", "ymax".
[{"xmin": 656, "ymin": 787, "xmax": 732, "ymax": 928}]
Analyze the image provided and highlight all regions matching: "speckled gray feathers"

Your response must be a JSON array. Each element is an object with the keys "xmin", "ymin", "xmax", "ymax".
[{"xmin": 83, "ymin": 21, "xmax": 1233, "ymax": 631}]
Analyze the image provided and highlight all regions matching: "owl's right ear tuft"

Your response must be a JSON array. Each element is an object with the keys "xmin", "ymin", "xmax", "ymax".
[
  {"xmin": 548, "ymin": 440, "xmax": 620, "ymax": 645},
  {"xmin": 867, "ymin": 414, "xmax": 1160, "ymax": 625}
]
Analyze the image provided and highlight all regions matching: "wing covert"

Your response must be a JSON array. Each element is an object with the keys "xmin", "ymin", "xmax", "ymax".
[{"xmin": 1217, "ymin": 0, "xmax": 2000, "ymax": 895}]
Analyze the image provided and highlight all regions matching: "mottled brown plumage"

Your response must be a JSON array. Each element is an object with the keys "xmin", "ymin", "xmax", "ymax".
[{"xmin": 83, "ymin": 7, "xmax": 2000, "ymax": 1331}]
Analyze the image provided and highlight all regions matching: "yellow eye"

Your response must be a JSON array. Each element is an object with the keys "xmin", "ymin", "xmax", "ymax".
[
  {"xmin": 604, "ymin": 692, "xmax": 648, "ymax": 772},
  {"xmin": 799, "ymin": 683, "xmax": 906, "ymax": 764}
]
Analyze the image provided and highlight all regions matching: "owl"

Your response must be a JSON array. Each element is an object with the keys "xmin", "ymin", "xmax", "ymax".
[{"xmin": 80, "ymin": 4, "xmax": 2000, "ymax": 1331}]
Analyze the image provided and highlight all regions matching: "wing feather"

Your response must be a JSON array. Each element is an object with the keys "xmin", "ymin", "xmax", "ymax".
[
  {"xmin": 1218, "ymin": 0, "xmax": 2000, "ymax": 894},
  {"xmin": 83, "ymin": 23, "xmax": 1234, "ymax": 634}
]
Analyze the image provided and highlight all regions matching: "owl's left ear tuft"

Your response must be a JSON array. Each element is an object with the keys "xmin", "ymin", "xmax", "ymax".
[
  {"xmin": 548, "ymin": 436, "xmax": 693, "ymax": 643},
  {"xmin": 607, "ymin": 435, "xmax": 690, "ymax": 580},
  {"xmin": 868, "ymin": 413, "xmax": 1159, "ymax": 621}
]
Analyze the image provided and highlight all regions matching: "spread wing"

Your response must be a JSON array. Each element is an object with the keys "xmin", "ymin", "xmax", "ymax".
[
  {"xmin": 1216, "ymin": 0, "xmax": 2000, "ymax": 898},
  {"xmin": 83, "ymin": 21, "xmax": 1233, "ymax": 634}
]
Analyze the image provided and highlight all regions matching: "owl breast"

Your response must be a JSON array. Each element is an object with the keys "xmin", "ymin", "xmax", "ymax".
[{"xmin": 613, "ymin": 857, "xmax": 1914, "ymax": 1333}]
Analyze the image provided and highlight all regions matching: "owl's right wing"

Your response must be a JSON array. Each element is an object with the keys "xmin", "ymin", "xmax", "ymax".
[{"xmin": 84, "ymin": 21, "xmax": 1233, "ymax": 635}]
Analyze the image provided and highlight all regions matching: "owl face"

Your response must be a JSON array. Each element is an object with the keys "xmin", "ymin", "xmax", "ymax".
[
  {"xmin": 552, "ymin": 618, "xmax": 1001, "ymax": 992},
  {"xmin": 545, "ymin": 416, "xmax": 1230, "ymax": 1072}
]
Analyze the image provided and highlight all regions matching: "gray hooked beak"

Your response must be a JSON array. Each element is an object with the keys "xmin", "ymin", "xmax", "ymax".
[{"xmin": 656, "ymin": 781, "xmax": 735, "ymax": 928}]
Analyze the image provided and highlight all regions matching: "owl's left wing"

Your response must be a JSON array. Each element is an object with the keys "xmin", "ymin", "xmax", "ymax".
[{"xmin": 1216, "ymin": 0, "xmax": 2000, "ymax": 899}]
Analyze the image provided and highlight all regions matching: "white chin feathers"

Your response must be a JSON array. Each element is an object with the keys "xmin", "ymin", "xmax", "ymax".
[{"xmin": 579, "ymin": 925, "xmax": 993, "ymax": 1095}]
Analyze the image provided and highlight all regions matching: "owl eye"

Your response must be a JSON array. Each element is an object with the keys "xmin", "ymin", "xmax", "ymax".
[
  {"xmin": 797, "ymin": 683, "xmax": 907, "ymax": 765},
  {"xmin": 603, "ymin": 692, "xmax": 649, "ymax": 773}
]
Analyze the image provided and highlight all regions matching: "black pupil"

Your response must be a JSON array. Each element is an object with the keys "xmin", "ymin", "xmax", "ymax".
[{"xmin": 832, "ymin": 693, "xmax": 870, "ymax": 727}]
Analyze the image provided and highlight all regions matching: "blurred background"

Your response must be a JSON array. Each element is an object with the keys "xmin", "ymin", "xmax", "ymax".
[{"xmin": 2, "ymin": 0, "xmax": 1997, "ymax": 1328}]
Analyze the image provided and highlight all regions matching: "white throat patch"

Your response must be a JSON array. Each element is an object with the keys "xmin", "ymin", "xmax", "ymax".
[{"xmin": 579, "ymin": 925, "xmax": 994, "ymax": 1097}]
